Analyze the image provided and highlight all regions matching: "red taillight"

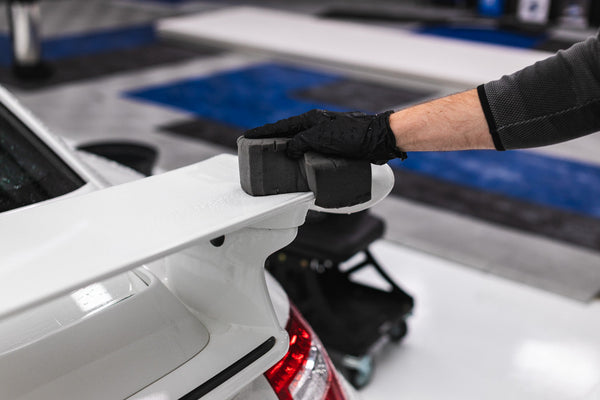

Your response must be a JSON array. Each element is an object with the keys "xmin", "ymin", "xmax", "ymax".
[{"xmin": 265, "ymin": 306, "xmax": 346, "ymax": 400}]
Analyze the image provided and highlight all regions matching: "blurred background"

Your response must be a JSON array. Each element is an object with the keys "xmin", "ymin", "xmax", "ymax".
[{"xmin": 1, "ymin": 0, "xmax": 600, "ymax": 399}]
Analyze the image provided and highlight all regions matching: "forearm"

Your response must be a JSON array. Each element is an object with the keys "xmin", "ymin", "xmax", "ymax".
[
  {"xmin": 481, "ymin": 34, "xmax": 600, "ymax": 150},
  {"xmin": 389, "ymin": 89, "xmax": 494, "ymax": 152}
]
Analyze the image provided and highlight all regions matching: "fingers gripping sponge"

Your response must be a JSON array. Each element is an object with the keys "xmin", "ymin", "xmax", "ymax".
[{"xmin": 237, "ymin": 137, "xmax": 371, "ymax": 208}]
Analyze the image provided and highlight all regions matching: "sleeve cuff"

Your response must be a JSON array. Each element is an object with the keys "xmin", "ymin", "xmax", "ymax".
[{"xmin": 477, "ymin": 84, "xmax": 505, "ymax": 151}]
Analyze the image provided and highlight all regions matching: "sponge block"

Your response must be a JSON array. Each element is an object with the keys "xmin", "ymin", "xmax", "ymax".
[
  {"xmin": 304, "ymin": 152, "xmax": 371, "ymax": 208},
  {"xmin": 238, "ymin": 137, "xmax": 308, "ymax": 196},
  {"xmin": 238, "ymin": 137, "xmax": 371, "ymax": 208}
]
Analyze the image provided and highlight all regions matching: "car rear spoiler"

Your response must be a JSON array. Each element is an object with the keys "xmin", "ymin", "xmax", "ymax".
[
  {"xmin": 0, "ymin": 154, "xmax": 316, "ymax": 320},
  {"xmin": 0, "ymin": 153, "xmax": 394, "ymax": 321}
]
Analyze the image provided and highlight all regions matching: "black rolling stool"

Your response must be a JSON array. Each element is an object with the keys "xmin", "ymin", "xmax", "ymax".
[{"xmin": 267, "ymin": 210, "xmax": 414, "ymax": 389}]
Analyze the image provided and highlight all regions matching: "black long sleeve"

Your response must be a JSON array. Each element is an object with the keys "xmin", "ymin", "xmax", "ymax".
[{"xmin": 478, "ymin": 32, "xmax": 600, "ymax": 150}]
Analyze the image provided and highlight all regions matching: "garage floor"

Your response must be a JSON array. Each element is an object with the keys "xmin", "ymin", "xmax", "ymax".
[
  {"xmin": 1, "ymin": 1, "xmax": 600, "ymax": 399},
  {"xmin": 364, "ymin": 241, "xmax": 600, "ymax": 400}
]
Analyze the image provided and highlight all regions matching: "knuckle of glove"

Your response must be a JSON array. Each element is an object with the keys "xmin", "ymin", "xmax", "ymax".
[
  {"xmin": 308, "ymin": 109, "xmax": 332, "ymax": 122},
  {"xmin": 347, "ymin": 111, "xmax": 368, "ymax": 119},
  {"xmin": 243, "ymin": 127, "xmax": 265, "ymax": 138}
]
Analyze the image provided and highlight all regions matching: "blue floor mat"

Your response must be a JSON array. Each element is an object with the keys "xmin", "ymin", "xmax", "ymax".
[
  {"xmin": 127, "ymin": 63, "xmax": 349, "ymax": 129},
  {"xmin": 389, "ymin": 150, "xmax": 600, "ymax": 219}
]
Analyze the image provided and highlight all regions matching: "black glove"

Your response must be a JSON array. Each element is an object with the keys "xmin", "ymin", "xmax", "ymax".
[{"xmin": 244, "ymin": 109, "xmax": 407, "ymax": 164}]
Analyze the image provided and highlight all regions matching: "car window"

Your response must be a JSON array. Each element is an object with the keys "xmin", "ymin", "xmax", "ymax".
[{"xmin": 0, "ymin": 104, "xmax": 84, "ymax": 213}]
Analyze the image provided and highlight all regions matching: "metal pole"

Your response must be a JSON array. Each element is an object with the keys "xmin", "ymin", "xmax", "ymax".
[{"xmin": 7, "ymin": 0, "xmax": 51, "ymax": 79}]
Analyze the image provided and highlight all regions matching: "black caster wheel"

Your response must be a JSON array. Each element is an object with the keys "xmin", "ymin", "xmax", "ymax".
[
  {"xmin": 389, "ymin": 320, "xmax": 408, "ymax": 343},
  {"xmin": 345, "ymin": 356, "xmax": 374, "ymax": 389}
]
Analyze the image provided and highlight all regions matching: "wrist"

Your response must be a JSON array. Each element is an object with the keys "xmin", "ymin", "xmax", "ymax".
[
  {"xmin": 380, "ymin": 111, "xmax": 407, "ymax": 161},
  {"xmin": 388, "ymin": 111, "xmax": 402, "ymax": 148},
  {"xmin": 388, "ymin": 110, "xmax": 410, "ymax": 154}
]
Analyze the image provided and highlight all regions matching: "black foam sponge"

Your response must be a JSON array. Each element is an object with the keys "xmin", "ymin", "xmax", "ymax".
[{"xmin": 238, "ymin": 137, "xmax": 371, "ymax": 208}]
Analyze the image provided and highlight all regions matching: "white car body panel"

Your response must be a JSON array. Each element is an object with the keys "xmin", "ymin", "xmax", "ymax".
[
  {"xmin": 1, "ymin": 270, "xmax": 211, "ymax": 400},
  {"xmin": 0, "ymin": 83, "xmax": 379, "ymax": 399}
]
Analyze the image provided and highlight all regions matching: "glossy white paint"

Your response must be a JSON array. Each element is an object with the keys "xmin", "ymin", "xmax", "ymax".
[
  {"xmin": 0, "ymin": 272, "xmax": 147, "ymax": 355},
  {"xmin": 158, "ymin": 6, "xmax": 553, "ymax": 88},
  {"xmin": 0, "ymin": 271, "xmax": 210, "ymax": 400},
  {"xmin": 132, "ymin": 225, "xmax": 299, "ymax": 400},
  {"xmin": 76, "ymin": 150, "xmax": 146, "ymax": 186},
  {"xmin": 0, "ymin": 155, "xmax": 312, "ymax": 319},
  {"xmin": 231, "ymin": 376, "xmax": 280, "ymax": 400}
]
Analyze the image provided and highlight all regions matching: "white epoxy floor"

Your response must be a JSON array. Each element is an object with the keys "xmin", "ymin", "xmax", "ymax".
[{"xmin": 358, "ymin": 241, "xmax": 600, "ymax": 400}]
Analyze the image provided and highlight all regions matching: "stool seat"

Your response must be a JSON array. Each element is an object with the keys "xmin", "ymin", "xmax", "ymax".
[{"xmin": 286, "ymin": 211, "xmax": 385, "ymax": 263}]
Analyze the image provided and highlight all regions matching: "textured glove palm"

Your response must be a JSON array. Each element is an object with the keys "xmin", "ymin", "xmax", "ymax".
[{"xmin": 244, "ymin": 109, "xmax": 406, "ymax": 165}]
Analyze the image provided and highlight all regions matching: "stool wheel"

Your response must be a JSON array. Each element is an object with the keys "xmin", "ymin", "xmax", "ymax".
[
  {"xmin": 344, "ymin": 355, "xmax": 374, "ymax": 389},
  {"xmin": 389, "ymin": 319, "xmax": 408, "ymax": 343}
]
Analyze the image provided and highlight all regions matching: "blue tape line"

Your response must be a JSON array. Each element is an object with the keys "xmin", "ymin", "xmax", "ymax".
[
  {"xmin": 415, "ymin": 26, "xmax": 546, "ymax": 49},
  {"xmin": 43, "ymin": 25, "xmax": 155, "ymax": 60},
  {"xmin": 0, "ymin": 35, "xmax": 10, "ymax": 67},
  {"xmin": 478, "ymin": 0, "xmax": 505, "ymax": 17}
]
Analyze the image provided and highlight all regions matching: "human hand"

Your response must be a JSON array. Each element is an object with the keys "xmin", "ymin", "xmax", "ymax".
[{"xmin": 243, "ymin": 109, "xmax": 406, "ymax": 164}]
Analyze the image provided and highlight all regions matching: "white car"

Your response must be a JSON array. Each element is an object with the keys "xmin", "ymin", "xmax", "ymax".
[{"xmin": 0, "ymin": 84, "xmax": 391, "ymax": 400}]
